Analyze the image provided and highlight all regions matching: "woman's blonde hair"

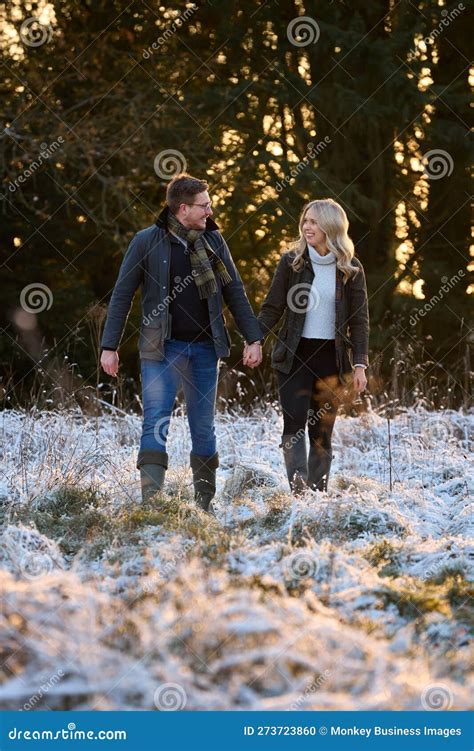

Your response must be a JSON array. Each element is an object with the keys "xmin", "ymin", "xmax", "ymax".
[{"xmin": 289, "ymin": 198, "xmax": 359, "ymax": 283}]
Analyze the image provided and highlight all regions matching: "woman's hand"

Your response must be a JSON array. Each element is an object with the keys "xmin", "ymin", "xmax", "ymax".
[
  {"xmin": 243, "ymin": 342, "xmax": 262, "ymax": 368},
  {"xmin": 101, "ymin": 350, "xmax": 119, "ymax": 377},
  {"xmin": 353, "ymin": 365, "xmax": 367, "ymax": 394}
]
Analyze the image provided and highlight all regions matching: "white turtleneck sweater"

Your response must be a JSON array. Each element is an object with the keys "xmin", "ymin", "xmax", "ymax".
[
  {"xmin": 300, "ymin": 245, "xmax": 367, "ymax": 368},
  {"xmin": 301, "ymin": 245, "xmax": 336, "ymax": 339}
]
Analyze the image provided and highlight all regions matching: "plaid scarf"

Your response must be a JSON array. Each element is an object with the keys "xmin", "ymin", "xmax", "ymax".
[{"xmin": 167, "ymin": 212, "xmax": 232, "ymax": 299}]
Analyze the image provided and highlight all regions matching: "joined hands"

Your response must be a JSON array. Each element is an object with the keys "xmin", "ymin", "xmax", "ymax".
[{"xmin": 243, "ymin": 341, "xmax": 262, "ymax": 368}]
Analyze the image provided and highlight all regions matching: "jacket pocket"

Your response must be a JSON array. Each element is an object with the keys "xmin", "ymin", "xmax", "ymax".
[
  {"xmin": 339, "ymin": 343, "xmax": 353, "ymax": 372},
  {"xmin": 139, "ymin": 321, "xmax": 162, "ymax": 354},
  {"xmin": 337, "ymin": 327, "xmax": 352, "ymax": 349},
  {"xmin": 272, "ymin": 326, "xmax": 288, "ymax": 362},
  {"xmin": 342, "ymin": 333, "xmax": 355, "ymax": 367}
]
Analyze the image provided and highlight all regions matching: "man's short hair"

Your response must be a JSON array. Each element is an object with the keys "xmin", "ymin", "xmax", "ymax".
[{"xmin": 166, "ymin": 174, "xmax": 209, "ymax": 212}]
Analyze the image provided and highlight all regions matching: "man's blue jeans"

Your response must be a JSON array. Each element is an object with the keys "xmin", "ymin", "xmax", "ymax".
[{"xmin": 138, "ymin": 339, "xmax": 219, "ymax": 463}]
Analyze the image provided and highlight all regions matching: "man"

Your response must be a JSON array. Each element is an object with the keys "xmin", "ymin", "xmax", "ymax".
[{"xmin": 100, "ymin": 174, "xmax": 263, "ymax": 512}]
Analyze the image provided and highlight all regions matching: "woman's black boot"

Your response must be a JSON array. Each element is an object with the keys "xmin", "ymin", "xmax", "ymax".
[
  {"xmin": 281, "ymin": 434, "xmax": 308, "ymax": 494},
  {"xmin": 307, "ymin": 443, "xmax": 332, "ymax": 492}
]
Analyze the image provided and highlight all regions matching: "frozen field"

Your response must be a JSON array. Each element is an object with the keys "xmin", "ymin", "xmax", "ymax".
[{"xmin": 0, "ymin": 406, "xmax": 472, "ymax": 711}]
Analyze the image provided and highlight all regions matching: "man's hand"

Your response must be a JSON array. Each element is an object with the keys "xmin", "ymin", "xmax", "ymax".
[
  {"xmin": 101, "ymin": 350, "xmax": 119, "ymax": 377},
  {"xmin": 353, "ymin": 365, "xmax": 367, "ymax": 394},
  {"xmin": 243, "ymin": 341, "xmax": 262, "ymax": 368}
]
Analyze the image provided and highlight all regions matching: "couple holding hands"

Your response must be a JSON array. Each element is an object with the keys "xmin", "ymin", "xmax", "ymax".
[{"xmin": 100, "ymin": 174, "xmax": 369, "ymax": 513}]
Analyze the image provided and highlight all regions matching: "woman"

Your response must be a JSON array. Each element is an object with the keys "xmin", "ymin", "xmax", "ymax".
[{"xmin": 245, "ymin": 198, "xmax": 369, "ymax": 493}]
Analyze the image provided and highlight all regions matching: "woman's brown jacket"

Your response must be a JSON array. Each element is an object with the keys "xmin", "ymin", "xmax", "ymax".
[{"xmin": 257, "ymin": 248, "xmax": 369, "ymax": 384}]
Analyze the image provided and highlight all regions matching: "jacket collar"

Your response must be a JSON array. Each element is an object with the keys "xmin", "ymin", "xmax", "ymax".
[
  {"xmin": 302, "ymin": 244, "xmax": 311, "ymax": 268},
  {"xmin": 155, "ymin": 205, "xmax": 219, "ymax": 231}
]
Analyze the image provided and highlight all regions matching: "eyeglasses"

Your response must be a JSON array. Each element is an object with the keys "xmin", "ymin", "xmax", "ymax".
[{"xmin": 186, "ymin": 201, "xmax": 212, "ymax": 210}]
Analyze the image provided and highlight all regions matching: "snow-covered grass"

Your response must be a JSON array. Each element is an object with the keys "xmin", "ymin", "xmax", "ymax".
[{"xmin": 0, "ymin": 406, "xmax": 472, "ymax": 711}]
